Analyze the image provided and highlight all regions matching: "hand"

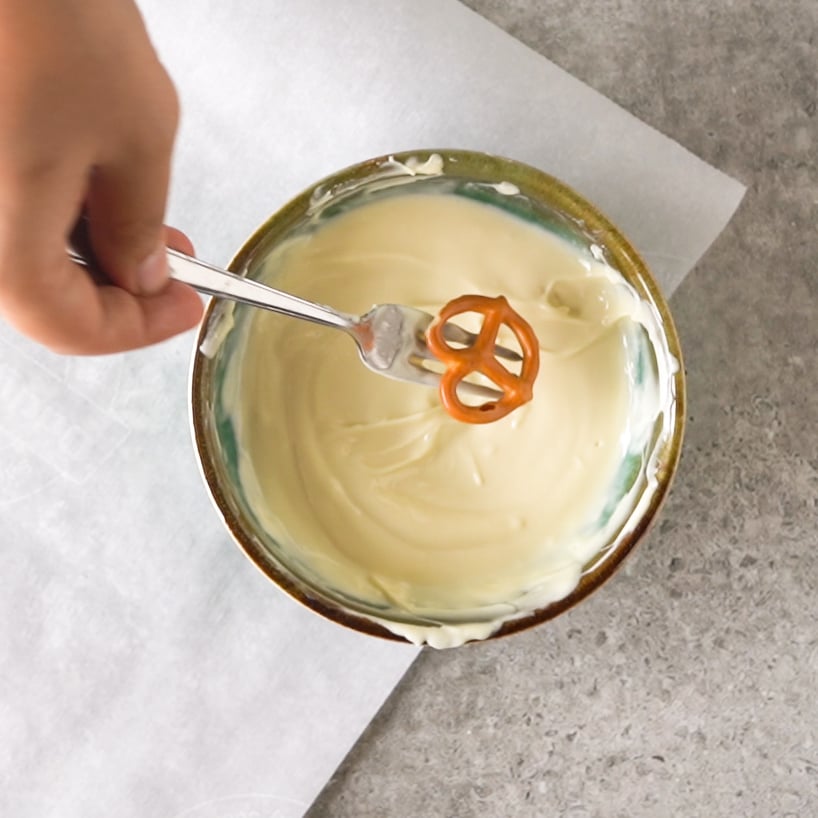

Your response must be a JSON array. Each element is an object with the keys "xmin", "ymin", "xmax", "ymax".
[{"xmin": 0, "ymin": 0, "xmax": 203, "ymax": 354}]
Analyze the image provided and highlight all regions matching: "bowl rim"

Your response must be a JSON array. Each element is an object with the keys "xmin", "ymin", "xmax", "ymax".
[{"xmin": 189, "ymin": 148, "xmax": 686, "ymax": 646}]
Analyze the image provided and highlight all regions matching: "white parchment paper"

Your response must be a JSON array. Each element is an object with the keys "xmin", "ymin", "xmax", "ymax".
[{"xmin": 0, "ymin": 2, "xmax": 744, "ymax": 817}]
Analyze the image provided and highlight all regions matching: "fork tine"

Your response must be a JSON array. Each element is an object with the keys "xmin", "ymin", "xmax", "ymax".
[
  {"xmin": 411, "ymin": 340, "xmax": 441, "ymax": 364},
  {"xmin": 408, "ymin": 358, "xmax": 505, "ymax": 401},
  {"xmin": 412, "ymin": 325, "xmax": 522, "ymax": 364},
  {"xmin": 403, "ymin": 362, "xmax": 443, "ymax": 388},
  {"xmin": 455, "ymin": 379, "xmax": 506, "ymax": 402},
  {"xmin": 441, "ymin": 323, "xmax": 523, "ymax": 362}
]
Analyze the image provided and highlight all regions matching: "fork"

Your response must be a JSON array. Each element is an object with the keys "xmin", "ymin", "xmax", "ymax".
[{"xmin": 67, "ymin": 246, "xmax": 519, "ymax": 401}]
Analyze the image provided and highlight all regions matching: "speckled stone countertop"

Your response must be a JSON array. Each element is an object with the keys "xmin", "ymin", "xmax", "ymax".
[{"xmin": 308, "ymin": 2, "xmax": 818, "ymax": 816}]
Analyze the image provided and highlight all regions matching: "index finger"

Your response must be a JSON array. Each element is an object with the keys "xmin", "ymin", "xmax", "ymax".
[
  {"xmin": 0, "ymin": 160, "xmax": 201, "ymax": 353},
  {"xmin": 0, "ymin": 194, "xmax": 202, "ymax": 355},
  {"xmin": 1, "ymin": 253, "xmax": 203, "ymax": 355}
]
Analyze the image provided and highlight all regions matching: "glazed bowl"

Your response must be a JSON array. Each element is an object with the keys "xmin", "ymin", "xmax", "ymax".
[{"xmin": 189, "ymin": 149, "xmax": 685, "ymax": 646}]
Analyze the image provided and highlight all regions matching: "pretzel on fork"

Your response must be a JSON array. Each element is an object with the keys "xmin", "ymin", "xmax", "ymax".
[{"xmin": 426, "ymin": 294, "xmax": 540, "ymax": 424}]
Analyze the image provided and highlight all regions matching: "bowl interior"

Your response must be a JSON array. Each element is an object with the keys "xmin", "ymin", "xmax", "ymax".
[{"xmin": 190, "ymin": 150, "xmax": 685, "ymax": 642}]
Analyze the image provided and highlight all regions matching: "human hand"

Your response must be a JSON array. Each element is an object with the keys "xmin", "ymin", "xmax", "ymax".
[{"xmin": 0, "ymin": 0, "xmax": 203, "ymax": 354}]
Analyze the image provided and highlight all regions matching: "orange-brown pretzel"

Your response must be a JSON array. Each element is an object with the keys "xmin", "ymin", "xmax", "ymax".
[{"xmin": 426, "ymin": 294, "xmax": 540, "ymax": 424}]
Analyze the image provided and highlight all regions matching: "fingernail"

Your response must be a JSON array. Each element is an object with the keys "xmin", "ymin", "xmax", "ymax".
[{"xmin": 136, "ymin": 247, "xmax": 169, "ymax": 295}]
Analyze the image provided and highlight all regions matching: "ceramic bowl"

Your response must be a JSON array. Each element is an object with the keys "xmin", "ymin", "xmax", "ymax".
[{"xmin": 189, "ymin": 149, "xmax": 685, "ymax": 645}]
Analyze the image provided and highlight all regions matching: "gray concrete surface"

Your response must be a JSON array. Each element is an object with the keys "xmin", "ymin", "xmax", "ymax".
[{"xmin": 308, "ymin": 2, "xmax": 818, "ymax": 816}]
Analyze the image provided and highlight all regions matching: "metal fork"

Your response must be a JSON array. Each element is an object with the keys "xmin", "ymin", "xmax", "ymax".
[{"xmin": 67, "ymin": 246, "xmax": 519, "ymax": 400}]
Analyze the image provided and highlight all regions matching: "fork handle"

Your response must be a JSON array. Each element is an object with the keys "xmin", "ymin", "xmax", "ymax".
[
  {"xmin": 165, "ymin": 249, "xmax": 356, "ymax": 329},
  {"xmin": 67, "ymin": 246, "xmax": 355, "ymax": 331}
]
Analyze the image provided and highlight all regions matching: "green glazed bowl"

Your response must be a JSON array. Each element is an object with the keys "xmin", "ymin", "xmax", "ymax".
[{"xmin": 189, "ymin": 149, "xmax": 685, "ymax": 645}]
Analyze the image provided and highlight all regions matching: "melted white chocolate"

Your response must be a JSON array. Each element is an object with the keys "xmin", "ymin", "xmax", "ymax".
[{"xmin": 226, "ymin": 193, "xmax": 665, "ymax": 646}]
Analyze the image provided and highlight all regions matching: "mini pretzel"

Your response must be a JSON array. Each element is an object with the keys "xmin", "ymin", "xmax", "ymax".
[{"xmin": 426, "ymin": 295, "xmax": 540, "ymax": 424}]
